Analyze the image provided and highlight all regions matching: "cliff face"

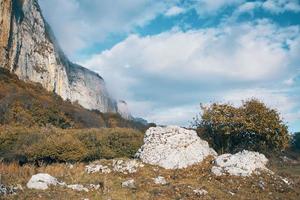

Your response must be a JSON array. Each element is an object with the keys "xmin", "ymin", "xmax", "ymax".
[{"xmin": 0, "ymin": 0, "xmax": 117, "ymax": 113}]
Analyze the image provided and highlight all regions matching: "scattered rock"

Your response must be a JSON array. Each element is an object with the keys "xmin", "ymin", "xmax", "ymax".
[
  {"xmin": 281, "ymin": 177, "xmax": 292, "ymax": 185},
  {"xmin": 27, "ymin": 173, "xmax": 65, "ymax": 190},
  {"xmin": 193, "ymin": 189, "xmax": 208, "ymax": 196},
  {"xmin": 89, "ymin": 184, "xmax": 101, "ymax": 190},
  {"xmin": 258, "ymin": 180, "xmax": 265, "ymax": 190},
  {"xmin": 67, "ymin": 184, "xmax": 89, "ymax": 192},
  {"xmin": 280, "ymin": 156, "xmax": 298, "ymax": 164},
  {"xmin": 153, "ymin": 176, "xmax": 167, "ymax": 185},
  {"xmin": 68, "ymin": 163, "xmax": 74, "ymax": 169},
  {"xmin": 113, "ymin": 159, "xmax": 144, "ymax": 174},
  {"xmin": 85, "ymin": 164, "xmax": 111, "ymax": 174},
  {"xmin": 122, "ymin": 179, "xmax": 136, "ymax": 189},
  {"xmin": 212, "ymin": 150, "xmax": 269, "ymax": 176},
  {"xmin": 136, "ymin": 126, "xmax": 217, "ymax": 169},
  {"xmin": 0, "ymin": 184, "xmax": 17, "ymax": 196}
]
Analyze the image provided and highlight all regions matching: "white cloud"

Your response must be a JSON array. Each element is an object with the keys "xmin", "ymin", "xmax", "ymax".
[
  {"xmin": 231, "ymin": 0, "xmax": 300, "ymax": 19},
  {"xmin": 85, "ymin": 20, "xmax": 299, "ymax": 82},
  {"xmin": 39, "ymin": 0, "xmax": 178, "ymax": 56},
  {"xmin": 191, "ymin": 0, "xmax": 244, "ymax": 15},
  {"xmin": 263, "ymin": 0, "xmax": 300, "ymax": 13},
  {"xmin": 165, "ymin": 6, "xmax": 185, "ymax": 16},
  {"xmin": 145, "ymin": 105, "xmax": 199, "ymax": 126},
  {"xmin": 82, "ymin": 20, "xmax": 300, "ymax": 126}
]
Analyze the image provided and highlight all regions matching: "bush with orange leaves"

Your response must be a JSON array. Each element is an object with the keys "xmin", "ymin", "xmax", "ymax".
[{"xmin": 193, "ymin": 99, "xmax": 290, "ymax": 154}]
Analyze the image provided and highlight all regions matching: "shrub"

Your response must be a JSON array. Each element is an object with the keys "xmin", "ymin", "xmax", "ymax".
[
  {"xmin": 27, "ymin": 133, "xmax": 88, "ymax": 162},
  {"xmin": 292, "ymin": 132, "xmax": 300, "ymax": 151},
  {"xmin": 193, "ymin": 99, "xmax": 290, "ymax": 154},
  {"xmin": 0, "ymin": 126, "xmax": 144, "ymax": 163}
]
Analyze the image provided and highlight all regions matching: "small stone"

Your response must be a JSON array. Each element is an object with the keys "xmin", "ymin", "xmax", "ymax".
[
  {"xmin": 258, "ymin": 180, "xmax": 265, "ymax": 190},
  {"xmin": 0, "ymin": 184, "xmax": 17, "ymax": 196},
  {"xmin": 89, "ymin": 184, "xmax": 101, "ymax": 190},
  {"xmin": 193, "ymin": 189, "xmax": 208, "ymax": 196},
  {"xmin": 153, "ymin": 176, "xmax": 167, "ymax": 185},
  {"xmin": 113, "ymin": 159, "xmax": 144, "ymax": 174},
  {"xmin": 67, "ymin": 184, "xmax": 89, "ymax": 192},
  {"xmin": 85, "ymin": 164, "xmax": 111, "ymax": 174},
  {"xmin": 122, "ymin": 179, "xmax": 135, "ymax": 189}
]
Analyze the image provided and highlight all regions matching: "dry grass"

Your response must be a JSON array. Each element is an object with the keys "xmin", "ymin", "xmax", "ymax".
[{"xmin": 1, "ymin": 157, "xmax": 300, "ymax": 200}]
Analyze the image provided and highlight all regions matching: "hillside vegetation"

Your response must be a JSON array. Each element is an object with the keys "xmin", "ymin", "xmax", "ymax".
[
  {"xmin": 0, "ymin": 68, "xmax": 146, "ymax": 130},
  {"xmin": 0, "ymin": 126, "xmax": 143, "ymax": 164}
]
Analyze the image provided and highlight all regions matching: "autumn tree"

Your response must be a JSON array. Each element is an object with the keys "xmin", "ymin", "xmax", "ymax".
[{"xmin": 193, "ymin": 99, "xmax": 290, "ymax": 154}]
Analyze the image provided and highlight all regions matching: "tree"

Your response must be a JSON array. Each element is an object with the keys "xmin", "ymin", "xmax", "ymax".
[{"xmin": 193, "ymin": 99, "xmax": 290, "ymax": 154}]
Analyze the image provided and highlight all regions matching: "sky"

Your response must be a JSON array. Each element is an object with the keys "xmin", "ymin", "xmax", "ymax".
[{"xmin": 39, "ymin": 0, "xmax": 300, "ymax": 132}]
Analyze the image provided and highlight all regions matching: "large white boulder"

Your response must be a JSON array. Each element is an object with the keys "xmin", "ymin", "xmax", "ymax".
[
  {"xmin": 26, "ymin": 173, "xmax": 65, "ymax": 190},
  {"xmin": 211, "ymin": 150, "xmax": 269, "ymax": 176},
  {"xmin": 136, "ymin": 126, "xmax": 217, "ymax": 169}
]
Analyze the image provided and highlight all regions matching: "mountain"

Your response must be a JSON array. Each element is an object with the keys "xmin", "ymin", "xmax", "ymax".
[
  {"xmin": 0, "ymin": 0, "xmax": 117, "ymax": 113},
  {"xmin": 0, "ymin": 67, "xmax": 148, "ymax": 129}
]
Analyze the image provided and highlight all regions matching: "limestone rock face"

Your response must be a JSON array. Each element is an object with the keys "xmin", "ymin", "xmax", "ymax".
[
  {"xmin": 211, "ymin": 150, "xmax": 269, "ymax": 176},
  {"xmin": 0, "ymin": 0, "xmax": 117, "ymax": 113},
  {"xmin": 136, "ymin": 126, "xmax": 217, "ymax": 169}
]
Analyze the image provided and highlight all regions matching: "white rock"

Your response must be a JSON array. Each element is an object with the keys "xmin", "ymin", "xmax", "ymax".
[
  {"xmin": 67, "ymin": 184, "xmax": 89, "ymax": 192},
  {"xmin": 27, "ymin": 173, "xmax": 64, "ymax": 190},
  {"xmin": 0, "ymin": 184, "xmax": 17, "ymax": 195},
  {"xmin": 153, "ymin": 176, "xmax": 167, "ymax": 185},
  {"xmin": 89, "ymin": 184, "xmax": 101, "ymax": 190},
  {"xmin": 136, "ymin": 126, "xmax": 217, "ymax": 169},
  {"xmin": 212, "ymin": 150, "xmax": 269, "ymax": 176},
  {"xmin": 113, "ymin": 159, "xmax": 144, "ymax": 174},
  {"xmin": 193, "ymin": 189, "xmax": 208, "ymax": 196},
  {"xmin": 85, "ymin": 164, "xmax": 111, "ymax": 174},
  {"xmin": 121, "ymin": 179, "xmax": 135, "ymax": 189}
]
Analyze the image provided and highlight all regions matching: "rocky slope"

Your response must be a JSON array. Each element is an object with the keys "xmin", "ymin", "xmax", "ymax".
[{"xmin": 0, "ymin": 0, "xmax": 117, "ymax": 113}]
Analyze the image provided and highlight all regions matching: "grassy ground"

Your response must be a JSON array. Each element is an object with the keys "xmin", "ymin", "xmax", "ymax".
[{"xmin": 1, "ymin": 156, "xmax": 300, "ymax": 200}]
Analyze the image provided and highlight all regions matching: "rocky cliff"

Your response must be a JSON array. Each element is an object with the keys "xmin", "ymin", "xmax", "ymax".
[{"xmin": 0, "ymin": 0, "xmax": 117, "ymax": 113}]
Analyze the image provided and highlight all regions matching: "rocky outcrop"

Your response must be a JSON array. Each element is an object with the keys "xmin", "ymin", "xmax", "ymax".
[
  {"xmin": 136, "ymin": 126, "xmax": 217, "ymax": 169},
  {"xmin": 0, "ymin": 0, "xmax": 117, "ymax": 113},
  {"xmin": 211, "ymin": 150, "xmax": 269, "ymax": 176}
]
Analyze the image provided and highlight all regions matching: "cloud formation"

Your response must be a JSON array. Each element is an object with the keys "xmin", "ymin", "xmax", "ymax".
[
  {"xmin": 40, "ymin": 0, "xmax": 300, "ymax": 131},
  {"xmin": 83, "ymin": 20, "xmax": 300, "ymax": 128},
  {"xmin": 39, "ymin": 0, "xmax": 178, "ymax": 56}
]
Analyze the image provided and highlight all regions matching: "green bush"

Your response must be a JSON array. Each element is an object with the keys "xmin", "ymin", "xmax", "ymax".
[
  {"xmin": 193, "ymin": 99, "xmax": 290, "ymax": 154},
  {"xmin": 0, "ymin": 126, "xmax": 144, "ymax": 163}
]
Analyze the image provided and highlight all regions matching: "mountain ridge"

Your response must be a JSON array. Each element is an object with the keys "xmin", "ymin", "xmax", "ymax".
[{"xmin": 0, "ymin": 0, "xmax": 117, "ymax": 113}]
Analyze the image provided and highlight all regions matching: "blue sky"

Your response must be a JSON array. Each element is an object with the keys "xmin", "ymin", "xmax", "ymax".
[{"xmin": 39, "ymin": 0, "xmax": 300, "ymax": 132}]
